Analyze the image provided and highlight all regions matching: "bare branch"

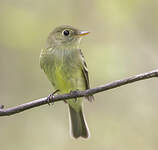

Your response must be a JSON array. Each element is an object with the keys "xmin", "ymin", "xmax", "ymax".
[{"xmin": 0, "ymin": 69, "xmax": 158, "ymax": 116}]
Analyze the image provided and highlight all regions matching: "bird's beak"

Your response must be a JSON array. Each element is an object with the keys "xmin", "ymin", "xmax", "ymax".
[{"xmin": 78, "ymin": 31, "xmax": 90, "ymax": 36}]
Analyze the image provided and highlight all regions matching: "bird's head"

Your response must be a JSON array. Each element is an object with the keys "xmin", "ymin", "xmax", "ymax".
[{"xmin": 47, "ymin": 25, "xmax": 89, "ymax": 49}]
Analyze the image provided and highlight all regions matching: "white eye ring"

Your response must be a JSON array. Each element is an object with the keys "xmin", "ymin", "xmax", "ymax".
[{"xmin": 62, "ymin": 30, "xmax": 70, "ymax": 36}]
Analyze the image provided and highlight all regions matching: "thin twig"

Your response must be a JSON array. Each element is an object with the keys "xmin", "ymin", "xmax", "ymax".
[{"xmin": 0, "ymin": 69, "xmax": 158, "ymax": 116}]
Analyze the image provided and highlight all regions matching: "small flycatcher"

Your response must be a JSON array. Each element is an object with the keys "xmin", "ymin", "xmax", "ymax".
[{"xmin": 40, "ymin": 25, "xmax": 94, "ymax": 138}]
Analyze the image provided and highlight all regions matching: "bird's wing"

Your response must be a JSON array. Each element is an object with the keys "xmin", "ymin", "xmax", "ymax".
[{"xmin": 79, "ymin": 49, "xmax": 94, "ymax": 102}]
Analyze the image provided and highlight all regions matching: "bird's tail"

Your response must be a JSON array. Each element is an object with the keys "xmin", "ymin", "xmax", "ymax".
[{"xmin": 68, "ymin": 104, "xmax": 90, "ymax": 139}]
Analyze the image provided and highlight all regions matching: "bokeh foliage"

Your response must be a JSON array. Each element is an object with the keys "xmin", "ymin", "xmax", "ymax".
[{"xmin": 1, "ymin": 0, "xmax": 158, "ymax": 150}]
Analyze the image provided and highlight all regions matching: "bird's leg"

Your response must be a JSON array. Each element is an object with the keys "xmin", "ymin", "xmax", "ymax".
[
  {"xmin": 70, "ymin": 89, "xmax": 80, "ymax": 103},
  {"xmin": 47, "ymin": 89, "xmax": 60, "ymax": 105},
  {"xmin": 0, "ymin": 104, "xmax": 4, "ymax": 109}
]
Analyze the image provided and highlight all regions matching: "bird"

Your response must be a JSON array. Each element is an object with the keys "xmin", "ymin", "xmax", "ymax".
[{"xmin": 40, "ymin": 25, "xmax": 94, "ymax": 139}]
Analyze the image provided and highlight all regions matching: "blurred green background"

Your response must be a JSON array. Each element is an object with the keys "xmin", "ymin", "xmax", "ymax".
[{"xmin": 1, "ymin": 0, "xmax": 158, "ymax": 150}]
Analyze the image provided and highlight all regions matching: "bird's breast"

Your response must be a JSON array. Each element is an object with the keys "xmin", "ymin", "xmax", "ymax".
[{"xmin": 41, "ymin": 48, "xmax": 84, "ymax": 92}]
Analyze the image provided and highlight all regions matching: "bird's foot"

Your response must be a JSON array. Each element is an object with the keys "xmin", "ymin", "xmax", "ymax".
[
  {"xmin": 0, "ymin": 104, "xmax": 4, "ymax": 109},
  {"xmin": 47, "ymin": 89, "xmax": 60, "ymax": 106},
  {"xmin": 70, "ymin": 90, "xmax": 80, "ymax": 103},
  {"xmin": 70, "ymin": 89, "xmax": 80, "ymax": 95}
]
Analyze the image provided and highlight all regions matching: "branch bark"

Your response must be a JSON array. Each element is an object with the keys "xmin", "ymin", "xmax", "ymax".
[{"xmin": 0, "ymin": 69, "xmax": 158, "ymax": 116}]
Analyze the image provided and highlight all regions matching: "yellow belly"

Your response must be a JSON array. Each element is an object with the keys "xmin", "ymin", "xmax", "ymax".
[{"xmin": 54, "ymin": 65, "xmax": 84, "ymax": 93}]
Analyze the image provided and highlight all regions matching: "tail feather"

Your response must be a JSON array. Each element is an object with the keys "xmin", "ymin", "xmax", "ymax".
[{"xmin": 68, "ymin": 104, "xmax": 90, "ymax": 139}]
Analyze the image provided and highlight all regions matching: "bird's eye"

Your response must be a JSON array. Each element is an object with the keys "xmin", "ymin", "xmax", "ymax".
[{"xmin": 63, "ymin": 30, "xmax": 69, "ymax": 36}]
